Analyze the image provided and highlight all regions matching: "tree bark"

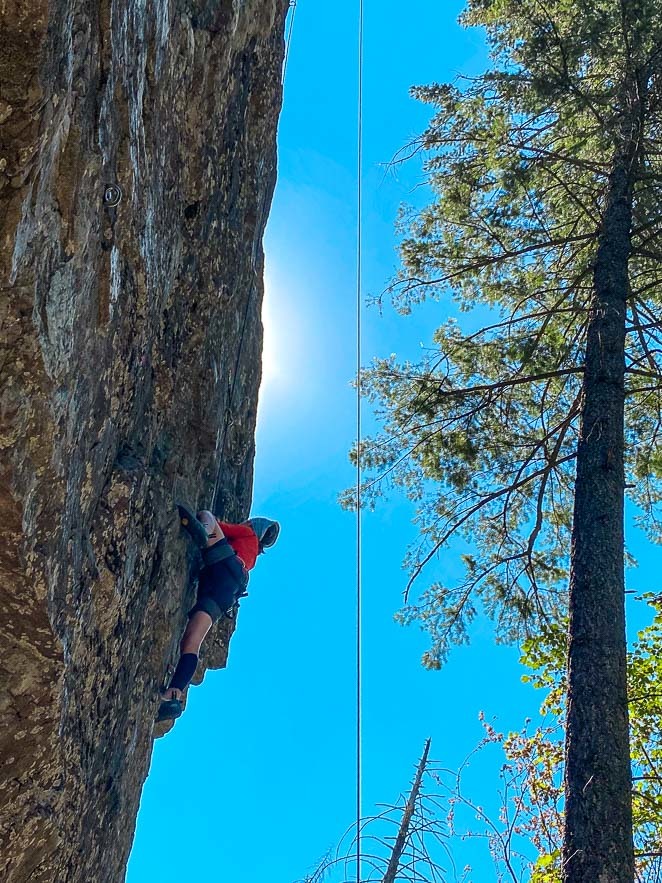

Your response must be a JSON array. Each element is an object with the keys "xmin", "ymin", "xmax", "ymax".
[{"xmin": 562, "ymin": 150, "xmax": 636, "ymax": 881}]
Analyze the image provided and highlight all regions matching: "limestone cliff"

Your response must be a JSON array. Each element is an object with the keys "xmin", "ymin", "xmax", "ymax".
[{"xmin": 0, "ymin": 0, "xmax": 288, "ymax": 879}]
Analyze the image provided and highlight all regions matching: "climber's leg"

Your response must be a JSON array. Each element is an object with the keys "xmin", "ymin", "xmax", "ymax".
[
  {"xmin": 196, "ymin": 510, "xmax": 225, "ymax": 547},
  {"xmin": 177, "ymin": 503, "xmax": 209, "ymax": 548},
  {"xmin": 159, "ymin": 510, "xmax": 227, "ymax": 725},
  {"xmin": 177, "ymin": 504, "xmax": 226, "ymax": 549},
  {"xmin": 181, "ymin": 609, "xmax": 214, "ymax": 654},
  {"xmin": 161, "ymin": 611, "xmax": 213, "ymax": 703}
]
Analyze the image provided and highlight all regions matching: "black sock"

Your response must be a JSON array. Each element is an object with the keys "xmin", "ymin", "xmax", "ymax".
[{"xmin": 169, "ymin": 653, "xmax": 198, "ymax": 692}]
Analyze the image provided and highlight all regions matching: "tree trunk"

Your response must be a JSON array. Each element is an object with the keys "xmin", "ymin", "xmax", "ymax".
[
  {"xmin": 562, "ymin": 153, "xmax": 636, "ymax": 881},
  {"xmin": 382, "ymin": 739, "xmax": 431, "ymax": 883}
]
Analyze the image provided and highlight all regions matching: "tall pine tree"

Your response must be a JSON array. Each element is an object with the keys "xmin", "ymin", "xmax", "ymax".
[{"xmin": 348, "ymin": 1, "xmax": 662, "ymax": 879}]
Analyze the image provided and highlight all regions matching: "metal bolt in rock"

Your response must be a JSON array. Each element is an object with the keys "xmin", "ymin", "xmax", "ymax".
[{"xmin": 103, "ymin": 184, "xmax": 122, "ymax": 207}]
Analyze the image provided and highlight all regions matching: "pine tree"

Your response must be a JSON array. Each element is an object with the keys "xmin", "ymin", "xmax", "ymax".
[{"xmin": 347, "ymin": 1, "xmax": 662, "ymax": 879}]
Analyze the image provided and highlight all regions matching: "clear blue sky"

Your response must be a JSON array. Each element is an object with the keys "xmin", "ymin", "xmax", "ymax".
[{"xmin": 128, "ymin": 3, "xmax": 658, "ymax": 881}]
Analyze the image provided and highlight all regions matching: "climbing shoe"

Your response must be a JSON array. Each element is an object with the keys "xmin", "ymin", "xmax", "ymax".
[
  {"xmin": 157, "ymin": 698, "xmax": 183, "ymax": 723},
  {"xmin": 177, "ymin": 503, "xmax": 209, "ymax": 549}
]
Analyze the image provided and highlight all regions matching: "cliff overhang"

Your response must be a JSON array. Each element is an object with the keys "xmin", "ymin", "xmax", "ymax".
[{"xmin": 0, "ymin": 1, "xmax": 288, "ymax": 879}]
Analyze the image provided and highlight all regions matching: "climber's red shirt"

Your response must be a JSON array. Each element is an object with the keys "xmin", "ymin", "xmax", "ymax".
[{"xmin": 217, "ymin": 521, "xmax": 260, "ymax": 571}]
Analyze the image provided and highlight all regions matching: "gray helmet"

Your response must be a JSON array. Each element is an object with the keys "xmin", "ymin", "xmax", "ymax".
[{"xmin": 245, "ymin": 517, "xmax": 280, "ymax": 551}]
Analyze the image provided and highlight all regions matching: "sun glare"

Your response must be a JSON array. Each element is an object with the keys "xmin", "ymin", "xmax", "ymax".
[
  {"xmin": 261, "ymin": 285, "xmax": 280, "ymax": 389},
  {"xmin": 260, "ymin": 271, "xmax": 301, "ymax": 394}
]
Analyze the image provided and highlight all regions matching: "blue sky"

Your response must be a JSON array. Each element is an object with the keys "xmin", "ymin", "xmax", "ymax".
[{"xmin": 128, "ymin": 3, "xmax": 660, "ymax": 881}]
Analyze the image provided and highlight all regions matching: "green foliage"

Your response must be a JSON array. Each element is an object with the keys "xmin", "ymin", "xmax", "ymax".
[
  {"xmin": 424, "ymin": 600, "xmax": 662, "ymax": 881},
  {"xmin": 345, "ymin": 0, "xmax": 662, "ymax": 666},
  {"xmin": 487, "ymin": 599, "xmax": 662, "ymax": 881}
]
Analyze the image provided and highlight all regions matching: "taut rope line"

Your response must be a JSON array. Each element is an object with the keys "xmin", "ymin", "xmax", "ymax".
[
  {"xmin": 355, "ymin": 0, "xmax": 364, "ymax": 879},
  {"xmin": 283, "ymin": 1, "xmax": 297, "ymax": 83}
]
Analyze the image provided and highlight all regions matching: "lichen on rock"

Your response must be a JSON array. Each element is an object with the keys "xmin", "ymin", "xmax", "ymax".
[{"xmin": 0, "ymin": 0, "xmax": 288, "ymax": 880}]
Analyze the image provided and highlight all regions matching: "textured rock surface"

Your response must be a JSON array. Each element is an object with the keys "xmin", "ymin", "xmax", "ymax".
[{"xmin": 0, "ymin": 0, "xmax": 287, "ymax": 880}]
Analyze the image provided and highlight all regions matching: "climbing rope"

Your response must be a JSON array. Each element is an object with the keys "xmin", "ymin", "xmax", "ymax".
[
  {"xmin": 355, "ymin": 0, "xmax": 364, "ymax": 880},
  {"xmin": 283, "ymin": 1, "xmax": 297, "ymax": 84}
]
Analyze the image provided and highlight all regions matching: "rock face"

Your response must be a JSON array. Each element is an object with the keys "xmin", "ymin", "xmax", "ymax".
[{"xmin": 0, "ymin": 1, "xmax": 287, "ymax": 880}]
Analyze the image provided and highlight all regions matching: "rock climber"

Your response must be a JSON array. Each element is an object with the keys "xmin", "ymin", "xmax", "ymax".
[{"xmin": 157, "ymin": 506, "xmax": 280, "ymax": 723}]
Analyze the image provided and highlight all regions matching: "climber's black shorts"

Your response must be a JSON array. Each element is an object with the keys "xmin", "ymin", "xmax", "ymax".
[{"xmin": 189, "ymin": 554, "xmax": 249, "ymax": 623}]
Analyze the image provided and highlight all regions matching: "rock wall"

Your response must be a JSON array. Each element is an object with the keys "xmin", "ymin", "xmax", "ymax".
[{"xmin": 0, "ymin": 1, "xmax": 288, "ymax": 880}]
